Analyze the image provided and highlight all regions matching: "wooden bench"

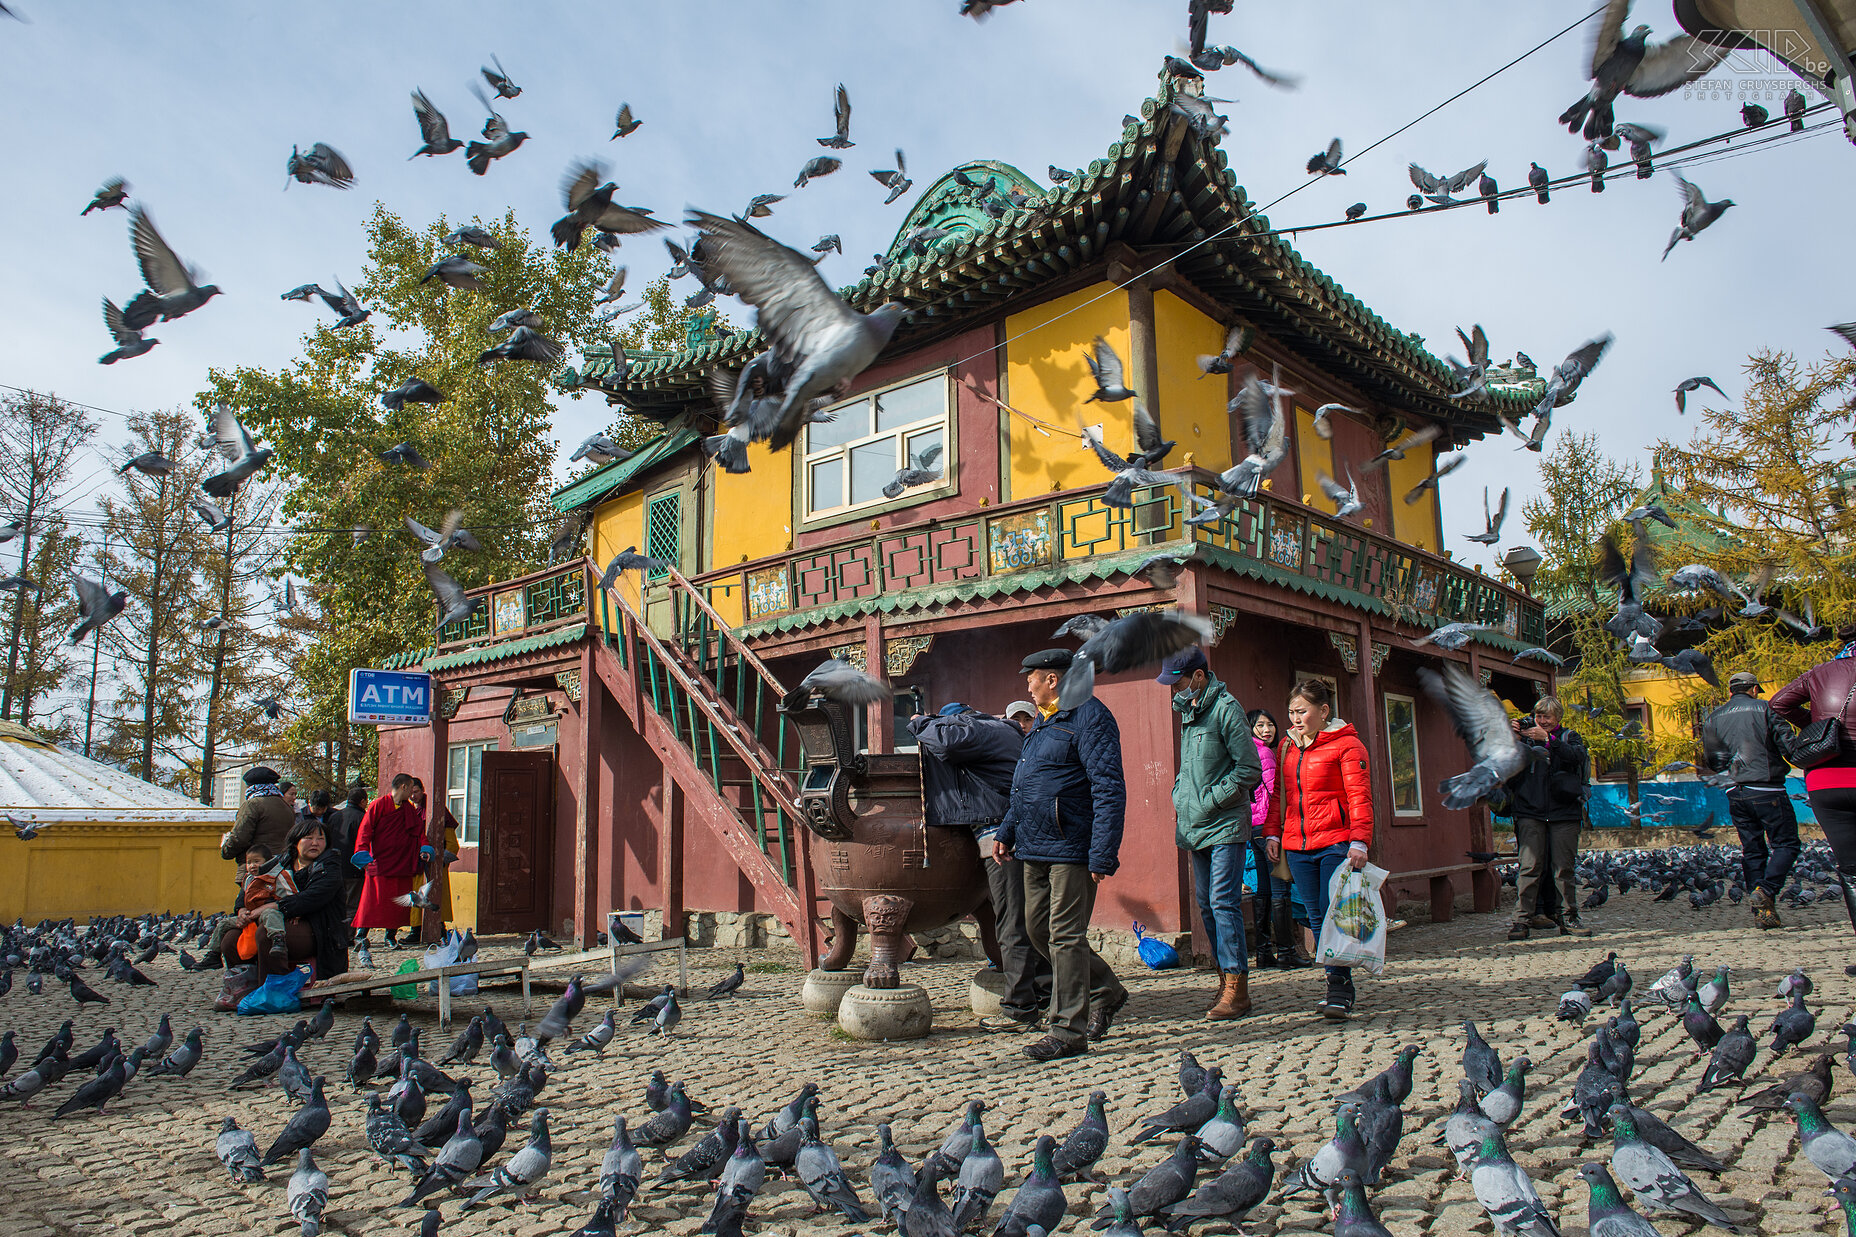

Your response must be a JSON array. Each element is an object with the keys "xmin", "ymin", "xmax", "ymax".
[
  {"xmin": 1387, "ymin": 861, "xmax": 1501, "ymax": 923},
  {"xmin": 527, "ymin": 936, "xmax": 691, "ymax": 997},
  {"xmin": 305, "ymin": 957, "xmax": 532, "ymax": 1028}
]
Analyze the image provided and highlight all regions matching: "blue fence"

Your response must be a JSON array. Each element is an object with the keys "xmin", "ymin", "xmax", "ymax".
[{"xmin": 1500, "ymin": 779, "xmax": 1817, "ymax": 831}]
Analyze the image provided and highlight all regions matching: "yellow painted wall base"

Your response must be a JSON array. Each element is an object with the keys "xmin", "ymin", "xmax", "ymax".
[
  {"xmin": 447, "ymin": 871, "xmax": 479, "ymax": 931},
  {"xmin": 0, "ymin": 823, "xmax": 235, "ymax": 922}
]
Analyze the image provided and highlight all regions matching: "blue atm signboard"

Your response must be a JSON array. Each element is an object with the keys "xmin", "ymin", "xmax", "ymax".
[{"xmin": 348, "ymin": 668, "xmax": 434, "ymax": 726}]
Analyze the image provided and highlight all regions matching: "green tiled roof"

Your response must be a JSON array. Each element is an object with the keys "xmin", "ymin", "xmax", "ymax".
[
  {"xmin": 736, "ymin": 544, "xmax": 1169, "ymax": 638},
  {"xmin": 388, "ymin": 623, "xmax": 587, "ymax": 674},
  {"xmin": 571, "ymin": 80, "xmax": 1537, "ymax": 442},
  {"xmin": 550, "ymin": 421, "xmax": 702, "ymax": 512}
]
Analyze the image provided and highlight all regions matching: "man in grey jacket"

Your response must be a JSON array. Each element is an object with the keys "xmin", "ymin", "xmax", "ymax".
[
  {"xmin": 219, "ymin": 766, "xmax": 296, "ymax": 864},
  {"xmin": 1702, "ymin": 670, "xmax": 1799, "ymax": 929},
  {"xmin": 909, "ymin": 704, "xmax": 1051, "ymax": 1029}
]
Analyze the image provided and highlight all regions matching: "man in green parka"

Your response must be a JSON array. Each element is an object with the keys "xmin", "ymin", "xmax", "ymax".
[{"xmin": 1158, "ymin": 646, "xmax": 1262, "ymax": 1019}]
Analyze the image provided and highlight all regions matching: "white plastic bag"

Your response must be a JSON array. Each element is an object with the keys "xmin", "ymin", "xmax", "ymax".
[
  {"xmin": 423, "ymin": 931, "xmax": 478, "ymax": 997},
  {"xmin": 1317, "ymin": 861, "xmax": 1387, "ymax": 976}
]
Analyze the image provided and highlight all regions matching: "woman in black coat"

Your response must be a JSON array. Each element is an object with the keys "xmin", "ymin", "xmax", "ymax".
[{"xmin": 276, "ymin": 817, "xmax": 351, "ymax": 980}]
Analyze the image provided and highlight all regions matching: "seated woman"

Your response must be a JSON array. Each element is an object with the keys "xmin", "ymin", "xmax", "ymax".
[
  {"xmin": 274, "ymin": 817, "xmax": 352, "ymax": 984},
  {"xmin": 211, "ymin": 843, "xmax": 295, "ymax": 973}
]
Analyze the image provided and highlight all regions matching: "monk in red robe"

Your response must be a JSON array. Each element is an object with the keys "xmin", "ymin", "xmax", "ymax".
[{"xmin": 351, "ymin": 772, "xmax": 431, "ymax": 954}]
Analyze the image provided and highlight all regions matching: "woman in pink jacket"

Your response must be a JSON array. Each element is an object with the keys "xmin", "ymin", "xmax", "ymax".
[{"xmin": 1247, "ymin": 709, "xmax": 1292, "ymax": 968}]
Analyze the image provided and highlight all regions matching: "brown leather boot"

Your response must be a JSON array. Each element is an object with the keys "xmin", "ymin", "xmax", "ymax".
[{"xmin": 1206, "ymin": 972, "xmax": 1251, "ymax": 1020}]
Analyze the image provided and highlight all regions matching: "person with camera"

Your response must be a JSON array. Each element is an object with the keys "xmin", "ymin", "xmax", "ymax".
[{"xmin": 1504, "ymin": 697, "xmax": 1591, "ymax": 940}]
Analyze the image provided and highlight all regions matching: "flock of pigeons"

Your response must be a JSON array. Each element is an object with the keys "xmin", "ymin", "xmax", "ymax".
[
  {"xmin": 2, "ymin": 896, "xmax": 1853, "ymax": 1236},
  {"xmin": 1540, "ymin": 840, "xmax": 1847, "ymax": 916}
]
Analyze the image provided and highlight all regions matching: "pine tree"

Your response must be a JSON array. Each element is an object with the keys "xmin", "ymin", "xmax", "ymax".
[
  {"xmin": 94, "ymin": 410, "xmax": 211, "ymax": 788},
  {"xmin": 7, "ymin": 517, "xmax": 83, "ymax": 736},
  {"xmin": 0, "ymin": 389, "xmax": 97, "ymax": 722}
]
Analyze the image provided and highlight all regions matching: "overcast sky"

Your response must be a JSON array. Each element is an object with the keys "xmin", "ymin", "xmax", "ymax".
[{"xmin": 2, "ymin": 0, "xmax": 1848, "ymax": 578}]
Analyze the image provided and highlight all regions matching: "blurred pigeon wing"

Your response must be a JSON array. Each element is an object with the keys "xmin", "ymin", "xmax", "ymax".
[
  {"xmin": 687, "ymin": 212, "xmax": 859, "ymax": 365},
  {"xmin": 131, "ymin": 207, "xmax": 189, "ymax": 296}
]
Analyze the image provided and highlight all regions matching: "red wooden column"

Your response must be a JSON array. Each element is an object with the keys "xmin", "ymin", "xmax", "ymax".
[
  {"xmin": 659, "ymin": 774, "xmax": 684, "ymax": 942},
  {"xmin": 1174, "ymin": 566, "xmax": 1202, "ymax": 949},
  {"xmin": 421, "ymin": 688, "xmax": 450, "ymax": 945},
  {"xmin": 865, "ymin": 614, "xmax": 892, "ymax": 754},
  {"xmin": 1353, "ymin": 617, "xmax": 1387, "ymax": 864},
  {"xmin": 573, "ymin": 643, "xmax": 603, "ymax": 946}
]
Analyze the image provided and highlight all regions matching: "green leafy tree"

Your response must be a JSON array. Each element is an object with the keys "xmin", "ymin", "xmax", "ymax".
[
  {"xmin": 1655, "ymin": 347, "xmax": 1856, "ymax": 715},
  {"xmin": 202, "ymin": 205, "xmax": 617, "ymax": 785},
  {"xmin": 94, "ymin": 410, "xmax": 210, "ymax": 787},
  {"xmin": 1521, "ymin": 432, "xmax": 1676, "ymax": 789},
  {"xmin": 0, "ymin": 389, "xmax": 96, "ymax": 721}
]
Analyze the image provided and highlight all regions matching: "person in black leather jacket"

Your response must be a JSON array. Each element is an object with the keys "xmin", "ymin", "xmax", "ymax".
[{"xmin": 1702, "ymin": 670, "xmax": 1799, "ymax": 927}]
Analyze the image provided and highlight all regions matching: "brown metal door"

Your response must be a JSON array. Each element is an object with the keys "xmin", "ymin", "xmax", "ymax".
[{"xmin": 477, "ymin": 750, "xmax": 554, "ymax": 935}]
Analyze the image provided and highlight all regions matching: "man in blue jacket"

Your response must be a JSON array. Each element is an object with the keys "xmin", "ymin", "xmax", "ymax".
[{"xmin": 992, "ymin": 647, "xmax": 1129, "ymax": 1061}]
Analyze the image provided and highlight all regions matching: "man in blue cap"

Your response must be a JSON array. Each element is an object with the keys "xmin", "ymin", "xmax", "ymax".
[
  {"xmin": 1157, "ymin": 645, "xmax": 1261, "ymax": 1019},
  {"xmin": 908, "ymin": 702, "xmax": 1051, "ymax": 1026},
  {"xmin": 992, "ymin": 647, "xmax": 1130, "ymax": 1061}
]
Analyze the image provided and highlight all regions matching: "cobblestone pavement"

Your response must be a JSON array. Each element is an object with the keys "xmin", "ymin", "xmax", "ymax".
[{"xmin": 1, "ymin": 889, "xmax": 1851, "ymax": 1237}]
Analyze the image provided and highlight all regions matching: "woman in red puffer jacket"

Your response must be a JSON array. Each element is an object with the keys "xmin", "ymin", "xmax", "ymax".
[{"xmin": 1264, "ymin": 678, "xmax": 1375, "ymax": 1017}]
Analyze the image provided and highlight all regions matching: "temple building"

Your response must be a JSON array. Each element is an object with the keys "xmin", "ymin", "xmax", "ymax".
[{"xmin": 376, "ymin": 79, "xmax": 1552, "ymax": 959}]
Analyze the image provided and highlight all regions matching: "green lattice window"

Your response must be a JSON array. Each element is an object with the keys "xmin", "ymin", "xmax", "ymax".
[{"xmin": 645, "ymin": 491, "xmax": 680, "ymax": 581}]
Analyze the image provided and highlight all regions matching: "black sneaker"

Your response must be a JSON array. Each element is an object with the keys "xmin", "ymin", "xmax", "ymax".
[
  {"xmin": 1320, "ymin": 972, "xmax": 1354, "ymax": 1019},
  {"xmin": 1085, "ymin": 990, "xmax": 1129, "ymax": 1042},
  {"xmin": 1023, "ymin": 1033, "xmax": 1086, "ymax": 1062}
]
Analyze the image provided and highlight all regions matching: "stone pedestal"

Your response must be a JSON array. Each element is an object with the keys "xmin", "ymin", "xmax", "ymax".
[
  {"xmin": 801, "ymin": 968, "xmax": 864, "ymax": 1016},
  {"xmin": 970, "ymin": 967, "xmax": 1008, "ymax": 1018},
  {"xmin": 838, "ymin": 983, "xmax": 933, "ymax": 1040}
]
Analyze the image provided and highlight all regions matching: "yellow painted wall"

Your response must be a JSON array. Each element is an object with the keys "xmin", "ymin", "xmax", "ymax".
[
  {"xmin": 708, "ymin": 441, "xmax": 794, "ymax": 625},
  {"xmin": 1623, "ymin": 666, "xmax": 1690, "ymax": 743},
  {"xmin": 446, "ymin": 871, "xmax": 478, "ymax": 932},
  {"xmin": 591, "ymin": 490, "xmax": 646, "ymax": 619},
  {"xmin": 1386, "ymin": 442, "xmax": 1441, "ymax": 553},
  {"xmin": 0, "ymin": 824, "xmax": 234, "ymax": 922},
  {"xmin": 1153, "ymin": 291, "xmax": 1234, "ymax": 475},
  {"xmin": 1296, "ymin": 406, "xmax": 1338, "ymax": 514},
  {"xmin": 1004, "ymin": 283, "xmax": 1134, "ymax": 501}
]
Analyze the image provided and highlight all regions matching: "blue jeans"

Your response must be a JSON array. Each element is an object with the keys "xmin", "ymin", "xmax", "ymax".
[
  {"xmin": 1190, "ymin": 843, "xmax": 1248, "ymax": 974},
  {"xmin": 1287, "ymin": 843, "xmax": 1352, "ymax": 978}
]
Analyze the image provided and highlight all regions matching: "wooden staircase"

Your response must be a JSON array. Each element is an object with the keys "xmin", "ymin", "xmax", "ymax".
[{"xmin": 584, "ymin": 562, "xmax": 824, "ymax": 966}]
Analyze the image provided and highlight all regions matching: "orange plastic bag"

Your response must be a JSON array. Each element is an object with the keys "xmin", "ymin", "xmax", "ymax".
[{"xmin": 236, "ymin": 921, "xmax": 262, "ymax": 961}]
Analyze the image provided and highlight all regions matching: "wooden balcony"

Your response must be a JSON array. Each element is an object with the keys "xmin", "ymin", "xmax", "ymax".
[{"xmin": 690, "ymin": 470, "xmax": 1545, "ymax": 647}]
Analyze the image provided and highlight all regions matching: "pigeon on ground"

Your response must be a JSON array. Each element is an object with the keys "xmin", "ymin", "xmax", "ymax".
[
  {"xmin": 1609, "ymin": 1105, "xmax": 1737, "ymax": 1229},
  {"xmin": 263, "ymin": 1078, "xmax": 331, "ymax": 1165},
  {"xmin": 1770, "ymin": 991, "xmax": 1818, "ymax": 1055},
  {"xmin": 1097, "ymin": 1136, "xmax": 1201, "ymax": 1227},
  {"xmin": 636, "ymin": 1083, "xmax": 695, "ymax": 1146},
  {"xmin": 150, "ymin": 1027, "xmax": 203, "ymax": 1078},
  {"xmin": 403, "ymin": 1106, "xmax": 484, "ymax": 1207},
  {"xmin": 1698, "ymin": 1016, "xmax": 1756, "ymax": 1092},
  {"xmin": 599, "ymin": 1116, "xmax": 644, "ymax": 1216},
  {"xmin": 1468, "ymin": 1128, "xmax": 1559, "ymax": 1237},
  {"xmin": 367, "ymin": 1093, "xmax": 428, "ymax": 1174},
  {"xmin": 286, "ymin": 1148, "xmax": 328, "ymax": 1235},
  {"xmin": 52, "ymin": 1053, "xmax": 127, "ymax": 1118},
  {"xmin": 1053, "ymin": 1090, "xmax": 1110, "ymax": 1181},
  {"xmin": 704, "ymin": 1122, "xmax": 766, "ymax": 1234},
  {"xmin": 1195, "ymin": 1087, "xmax": 1248, "ymax": 1162},
  {"xmin": 462, "ymin": 1108, "xmax": 552, "ymax": 1208},
  {"xmin": 1779, "ymin": 969, "xmax": 1813, "ymax": 1001},
  {"xmin": 66, "ymin": 972, "xmax": 112, "ymax": 1005},
  {"xmin": 993, "ymin": 1135, "xmax": 1065, "ymax": 1237},
  {"xmin": 870, "ymin": 1124, "xmax": 916, "ymax": 1221},
  {"xmin": 1281, "ymin": 1105, "xmax": 1366, "ymax": 1207},
  {"xmin": 659, "ymin": 1109, "xmax": 740, "ymax": 1187},
  {"xmin": 217, "ymin": 1117, "xmax": 265, "ymax": 1181},
  {"xmin": 1785, "ymin": 1093, "xmax": 1856, "ymax": 1180},
  {"xmin": 1740, "ymin": 1053, "xmax": 1834, "ymax": 1112},
  {"xmin": 1578, "ymin": 1163, "xmax": 1662, "ymax": 1237},
  {"xmin": 798, "ymin": 1117, "xmax": 872, "ymax": 1221},
  {"xmin": 1481, "ymin": 1058, "xmax": 1531, "ymax": 1126},
  {"xmin": 707, "ymin": 963, "xmax": 745, "ymax": 1000},
  {"xmin": 1559, "ymin": 989, "xmax": 1594, "ymax": 1024}
]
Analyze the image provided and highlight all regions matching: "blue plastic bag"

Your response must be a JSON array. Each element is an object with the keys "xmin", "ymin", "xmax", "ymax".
[
  {"xmin": 236, "ymin": 967, "xmax": 309, "ymax": 1015},
  {"xmin": 1132, "ymin": 920, "xmax": 1180, "ymax": 970}
]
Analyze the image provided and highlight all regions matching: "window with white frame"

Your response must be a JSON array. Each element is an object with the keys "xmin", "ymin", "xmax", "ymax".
[
  {"xmin": 803, "ymin": 371, "xmax": 950, "ymax": 519},
  {"xmin": 447, "ymin": 740, "xmax": 497, "ymax": 845}
]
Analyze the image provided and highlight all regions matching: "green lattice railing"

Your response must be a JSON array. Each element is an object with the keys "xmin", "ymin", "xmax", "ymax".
[
  {"xmin": 437, "ymin": 562, "xmax": 589, "ymax": 647},
  {"xmin": 695, "ymin": 471, "xmax": 1544, "ymax": 648}
]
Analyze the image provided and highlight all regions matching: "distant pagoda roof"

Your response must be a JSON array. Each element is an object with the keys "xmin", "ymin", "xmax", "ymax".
[{"xmin": 570, "ymin": 75, "xmax": 1544, "ymax": 442}]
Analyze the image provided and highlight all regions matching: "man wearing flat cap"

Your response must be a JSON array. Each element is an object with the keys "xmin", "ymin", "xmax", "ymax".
[
  {"xmin": 992, "ymin": 647, "xmax": 1130, "ymax": 1061},
  {"xmin": 219, "ymin": 765, "xmax": 297, "ymax": 864},
  {"xmin": 1702, "ymin": 670, "xmax": 1799, "ymax": 929}
]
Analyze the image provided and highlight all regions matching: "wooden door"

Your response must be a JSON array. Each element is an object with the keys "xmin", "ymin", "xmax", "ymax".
[{"xmin": 477, "ymin": 750, "xmax": 554, "ymax": 935}]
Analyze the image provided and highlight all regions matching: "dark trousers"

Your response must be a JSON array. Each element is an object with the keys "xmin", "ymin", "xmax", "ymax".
[
  {"xmin": 983, "ymin": 852, "xmax": 1052, "ymax": 1019},
  {"xmin": 1514, "ymin": 818, "xmax": 1580, "ymax": 924},
  {"xmin": 1728, "ymin": 788, "xmax": 1800, "ymax": 896},
  {"xmin": 1287, "ymin": 842, "xmax": 1350, "ymax": 979},
  {"xmin": 1249, "ymin": 839, "xmax": 1273, "ymax": 947},
  {"xmin": 1809, "ymin": 784, "xmax": 1856, "ymax": 933},
  {"xmin": 1022, "ymin": 861, "xmax": 1125, "ymax": 1047}
]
